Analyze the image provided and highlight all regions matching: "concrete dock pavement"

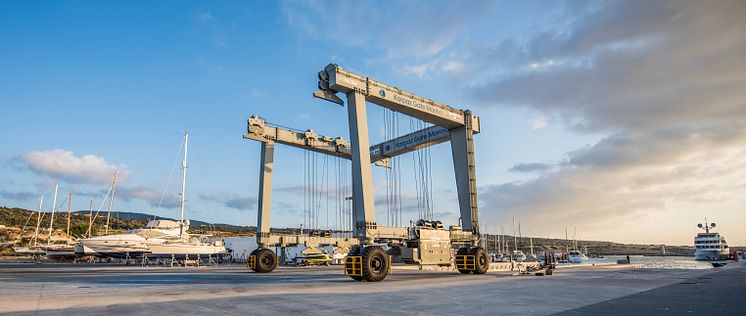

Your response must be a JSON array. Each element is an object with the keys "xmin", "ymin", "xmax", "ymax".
[
  {"xmin": 556, "ymin": 263, "xmax": 746, "ymax": 315},
  {"xmin": 0, "ymin": 262, "xmax": 741, "ymax": 315}
]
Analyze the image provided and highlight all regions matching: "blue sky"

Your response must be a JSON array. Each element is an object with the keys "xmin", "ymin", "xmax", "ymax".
[{"xmin": 2, "ymin": 1, "xmax": 745, "ymax": 245}]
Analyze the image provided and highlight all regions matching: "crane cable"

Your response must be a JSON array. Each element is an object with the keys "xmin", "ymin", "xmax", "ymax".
[{"xmin": 409, "ymin": 117, "xmax": 434, "ymax": 220}]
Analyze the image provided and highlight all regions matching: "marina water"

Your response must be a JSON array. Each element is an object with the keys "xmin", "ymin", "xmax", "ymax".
[{"xmin": 221, "ymin": 237, "xmax": 714, "ymax": 269}]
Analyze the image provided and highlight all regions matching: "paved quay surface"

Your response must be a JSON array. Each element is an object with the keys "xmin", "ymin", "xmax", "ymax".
[
  {"xmin": 557, "ymin": 263, "xmax": 746, "ymax": 316},
  {"xmin": 0, "ymin": 262, "xmax": 741, "ymax": 315}
]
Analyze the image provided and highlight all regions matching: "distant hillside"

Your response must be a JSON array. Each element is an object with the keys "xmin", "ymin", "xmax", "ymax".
[
  {"xmin": 0, "ymin": 205, "xmax": 726, "ymax": 256},
  {"xmin": 479, "ymin": 234, "xmax": 695, "ymax": 256}
]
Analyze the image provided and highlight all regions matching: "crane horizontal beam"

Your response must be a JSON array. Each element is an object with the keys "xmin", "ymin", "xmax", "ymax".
[
  {"xmin": 244, "ymin": 116, "xmax": 467, "ymax": 163},
  {"xmin": 244, "ymin": 116, "xmax": 351, "ymax": 159},
  {"xmin": 370, "ymin": 124, "xmax": 480, "ymax": 162},
  {"xmin": 318, "ymin": 63, "xmax": 480, "ymax": 131}
]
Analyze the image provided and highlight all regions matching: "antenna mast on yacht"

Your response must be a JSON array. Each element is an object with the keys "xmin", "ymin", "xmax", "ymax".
[
  {"xmin": 698, "ymin": 218, "xmax": 715, "ymax": 233},
  {"xmin": 33, "ymin": 194, "xmax": 44, "ymax": 246},
  {"xmin": 179, "ymin": 132, "xmax": 189, "ymax": 237},
  {"xmin": 47, "ymin": 184, "xmax": 59, "ymax": 246},
  {"xmin": 105, "ymin": 170, "xmax": 119, "ymax": 235}
]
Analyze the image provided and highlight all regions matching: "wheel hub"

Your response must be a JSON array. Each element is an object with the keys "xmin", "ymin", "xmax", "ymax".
[{"xmin": 371, "ymin": 257, "xmax": 383, "ymax": 272}]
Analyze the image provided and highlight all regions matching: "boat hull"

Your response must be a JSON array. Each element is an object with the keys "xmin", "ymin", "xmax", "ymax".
[
  {"xmin": 77, "ymin": 238, "xmax": 150, "ymax": 259},
  {"xmin": 694, "ymin": 250, "xmax": 730, "ymax": 261},
  {"xmin": 146, "ymin": 243, "xmax": 227, "ymax": 259}
]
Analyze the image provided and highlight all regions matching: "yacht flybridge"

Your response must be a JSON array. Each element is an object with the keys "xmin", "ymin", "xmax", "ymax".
[
  {"xmin": 76, "ymin": 133, "xmax": 227, "ymax": 259},
  {"xmin": 694, "ymin": 219, "xmax": 729, "ymax": 261}
]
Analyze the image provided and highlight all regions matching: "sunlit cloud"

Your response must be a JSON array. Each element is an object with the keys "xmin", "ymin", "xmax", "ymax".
[{"xmin": 20, "ymin": 149, "xmax": 127, "ymax": 184}]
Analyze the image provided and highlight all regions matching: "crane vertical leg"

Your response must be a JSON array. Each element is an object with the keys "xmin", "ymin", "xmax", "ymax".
[
  {"xmin": 251, "ymin": 141, "xmax": 278, "ymax": 273},
  {"xmin": 257, "ymin": 141, "xmax": 274, "ymax": 248},
  {"xmin": 345, "ymin": 91, "xmax": 377, "ymax": 245},
  {"xmin": 449, "ymin": 112, "xmax": 479, "ymax": 244}
]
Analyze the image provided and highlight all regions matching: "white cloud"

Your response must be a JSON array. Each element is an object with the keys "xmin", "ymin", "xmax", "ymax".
[
  {"xmin": 531, "ymin": 116, "xmax": 549, "ymax": 129},
  {"xmin": 456, "ymin": 0, "xmax": 746, "ymax": 239},
  {"xmin": 20, "ymin": 149, "xmax": 127, "ymax": 184}
]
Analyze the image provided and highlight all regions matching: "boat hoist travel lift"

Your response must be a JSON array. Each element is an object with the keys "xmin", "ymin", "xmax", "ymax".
[{"xmin": 243, "ymin": 64, "xmax": 486, "ymax": 281}]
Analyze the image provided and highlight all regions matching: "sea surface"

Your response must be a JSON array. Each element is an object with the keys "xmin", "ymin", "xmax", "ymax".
[
  {"xmin": 585, "ymin": 255, "xmax": 714, "ymax": 269},
  {"xmin": 221, "ymin": 237, "xmax": 715, "ymax": 269}
]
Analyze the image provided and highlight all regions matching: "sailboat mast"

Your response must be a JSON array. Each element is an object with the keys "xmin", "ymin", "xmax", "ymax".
[
  {"xmin": 87, "ymin": 199, "xmax": 93, "ymax": 238},
  {"xmin": 512, "ymin": 218, "xmax": 517, "ymax": 252},
  {"xmin": 497, "ymin": 227, "xmax": 500, "ymax": 254},
  {"xmin": 574, "ymin": 226, "xmax": 578, "ymax": 249},
  {"xmin": 518, "ymin": 221, "xmax": 522, "ymax": 250},
  {"xmin": 565, "ymin": 227, "xmax": 569, "ymax": 253},
  {"xmin": 66, "ymin": 192, "xmax": 72, "ymax": 236},
  {"xmin": 180, "ymin": 132, "xmax": 189, "ymax": 237},
  {"xmin": 33, "ymin": 194, "xmax": 44, "ymax": 246},
  {"xmin": 105, "ymin": 171, "xmax": 119, "ymax": 235},
  {"xmin": 47, "ymin": 184, "xmax": 58, "ymax": 246}
]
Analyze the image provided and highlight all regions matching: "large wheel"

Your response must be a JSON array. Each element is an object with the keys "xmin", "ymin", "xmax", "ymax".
[
  {"xmin": 254, "ymin": 248, "xmax": 277, "ymax": 273},
  {"xmin": 470, "ymin": 247, "xmax": 489, "ymax": 274},
  {"xmin": 361, "ymin": 246, "xmax": 389, "ymax": 282},
  {"xmin": 456, "ymin": 248, "xmax": 471, "ymax": 274},
  {"xmin": 346, "ymin": 247, "xmax": 364, "ymax": 281}
]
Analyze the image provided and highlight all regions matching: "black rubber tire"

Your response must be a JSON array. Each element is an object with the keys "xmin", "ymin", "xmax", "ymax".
[
  {"xmin": 248, "ymin": 249, "xmax": 258, "ymax": 271},
  {"xmin": 254, "ymin": 248, "xmax": 277, "ymax": 273},
  {"xmin": 456, "ymin": 247, "xmax": 471, "ymax": 274},
  {"xmin": 470, "ymin": 246, "xmax": 489, "ymax": 274},
  {"xmin": 361, "ymin": 246, "xmax": 389, "ymax": 282},
  {"xmin": 345, "ymin": 247, "xmax": 364, "ymax": 281}
]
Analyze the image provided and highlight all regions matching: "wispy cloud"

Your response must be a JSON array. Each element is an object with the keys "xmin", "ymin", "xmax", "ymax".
[
  {"xmin": 0, "ymin": 190, "xmax": 36, "ymax": 202},
  {"xmin": 195, "ymin": 10, "xmax": 215, "ymax": 23},
  {"xmin": 531, "ymin": 116, "xmax": 549, "ymax": 129},
  {"xmin": 199, "ymin": 191, "xmax": 257, "ymax": 211},
  {"xmin": 280, "ymin": 0, "xmax": 493, "ymax": 60}
]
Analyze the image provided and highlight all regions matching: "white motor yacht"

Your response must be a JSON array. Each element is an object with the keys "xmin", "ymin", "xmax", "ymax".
[
  {"xmin": 567, "ymin": 250, "xmax": 588, "ymax": 263},
  {"xmin": 694, "ymin": 220, "xmax": 730, "ymax": 261},
  {"xmin": 511, "ymin": 250, "xmax": 526, "ymax": 262}
]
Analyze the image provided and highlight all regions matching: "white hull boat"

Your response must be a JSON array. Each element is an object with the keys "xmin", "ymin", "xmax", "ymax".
[{"xmin": 694, "ymin": 219, "xmax": 729, "ymax": 261}]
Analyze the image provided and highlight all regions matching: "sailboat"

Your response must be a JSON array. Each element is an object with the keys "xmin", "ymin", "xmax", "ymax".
[
  {"xmin": 567, "ymin": 227, "xmax": 589, "ymax": 264},
  {"xmin": 77, "ymin": 133, "xmax": 226, "ymax": 260},
  {"xmin": 12, "ymin": 194, "xmax": 46, "ymax": 256},
  {"xmin": 144, "ymin": 133, "xmax": 227, "ymax": 259},
  {"xmin": 41, "ymin": 185, "xmax": 78, "ymax": 259}
]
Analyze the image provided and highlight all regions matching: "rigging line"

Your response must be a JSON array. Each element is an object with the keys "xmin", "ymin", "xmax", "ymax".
[
  {"xmin": 303, "ymin": 150, "xmax": 306, "ymax": 230},
  {"xmin": 336, "ymin": 157, "xmax": 340, "ymax": 231},
  {"xmin": 394, "ymin": 112, "xmax": 402, "ymax": 226},
  {"xmin": 90, "ymin": 184, "xmax": 113, "ymax": 228},
  {"xmin": 157, "ymin": 136, "xmax": 185, "ymax": 210},
  {"xmin": 312, "ymin": 152, "xmax": 319, "ymax": 229},
  {"xmin": 388, "ymin": 110, "xmax": 391, "ymax": 226},
  {"xmin": 318, "ymin": 153, "xmax": 327, "ymax": 230},
  {"xmin": 324, "ymin": 155, "xmax": 329, "ymax": 229},
  {"xmin": 409, "ymin": 117, "xmax": 419, "ymax": 219}
]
